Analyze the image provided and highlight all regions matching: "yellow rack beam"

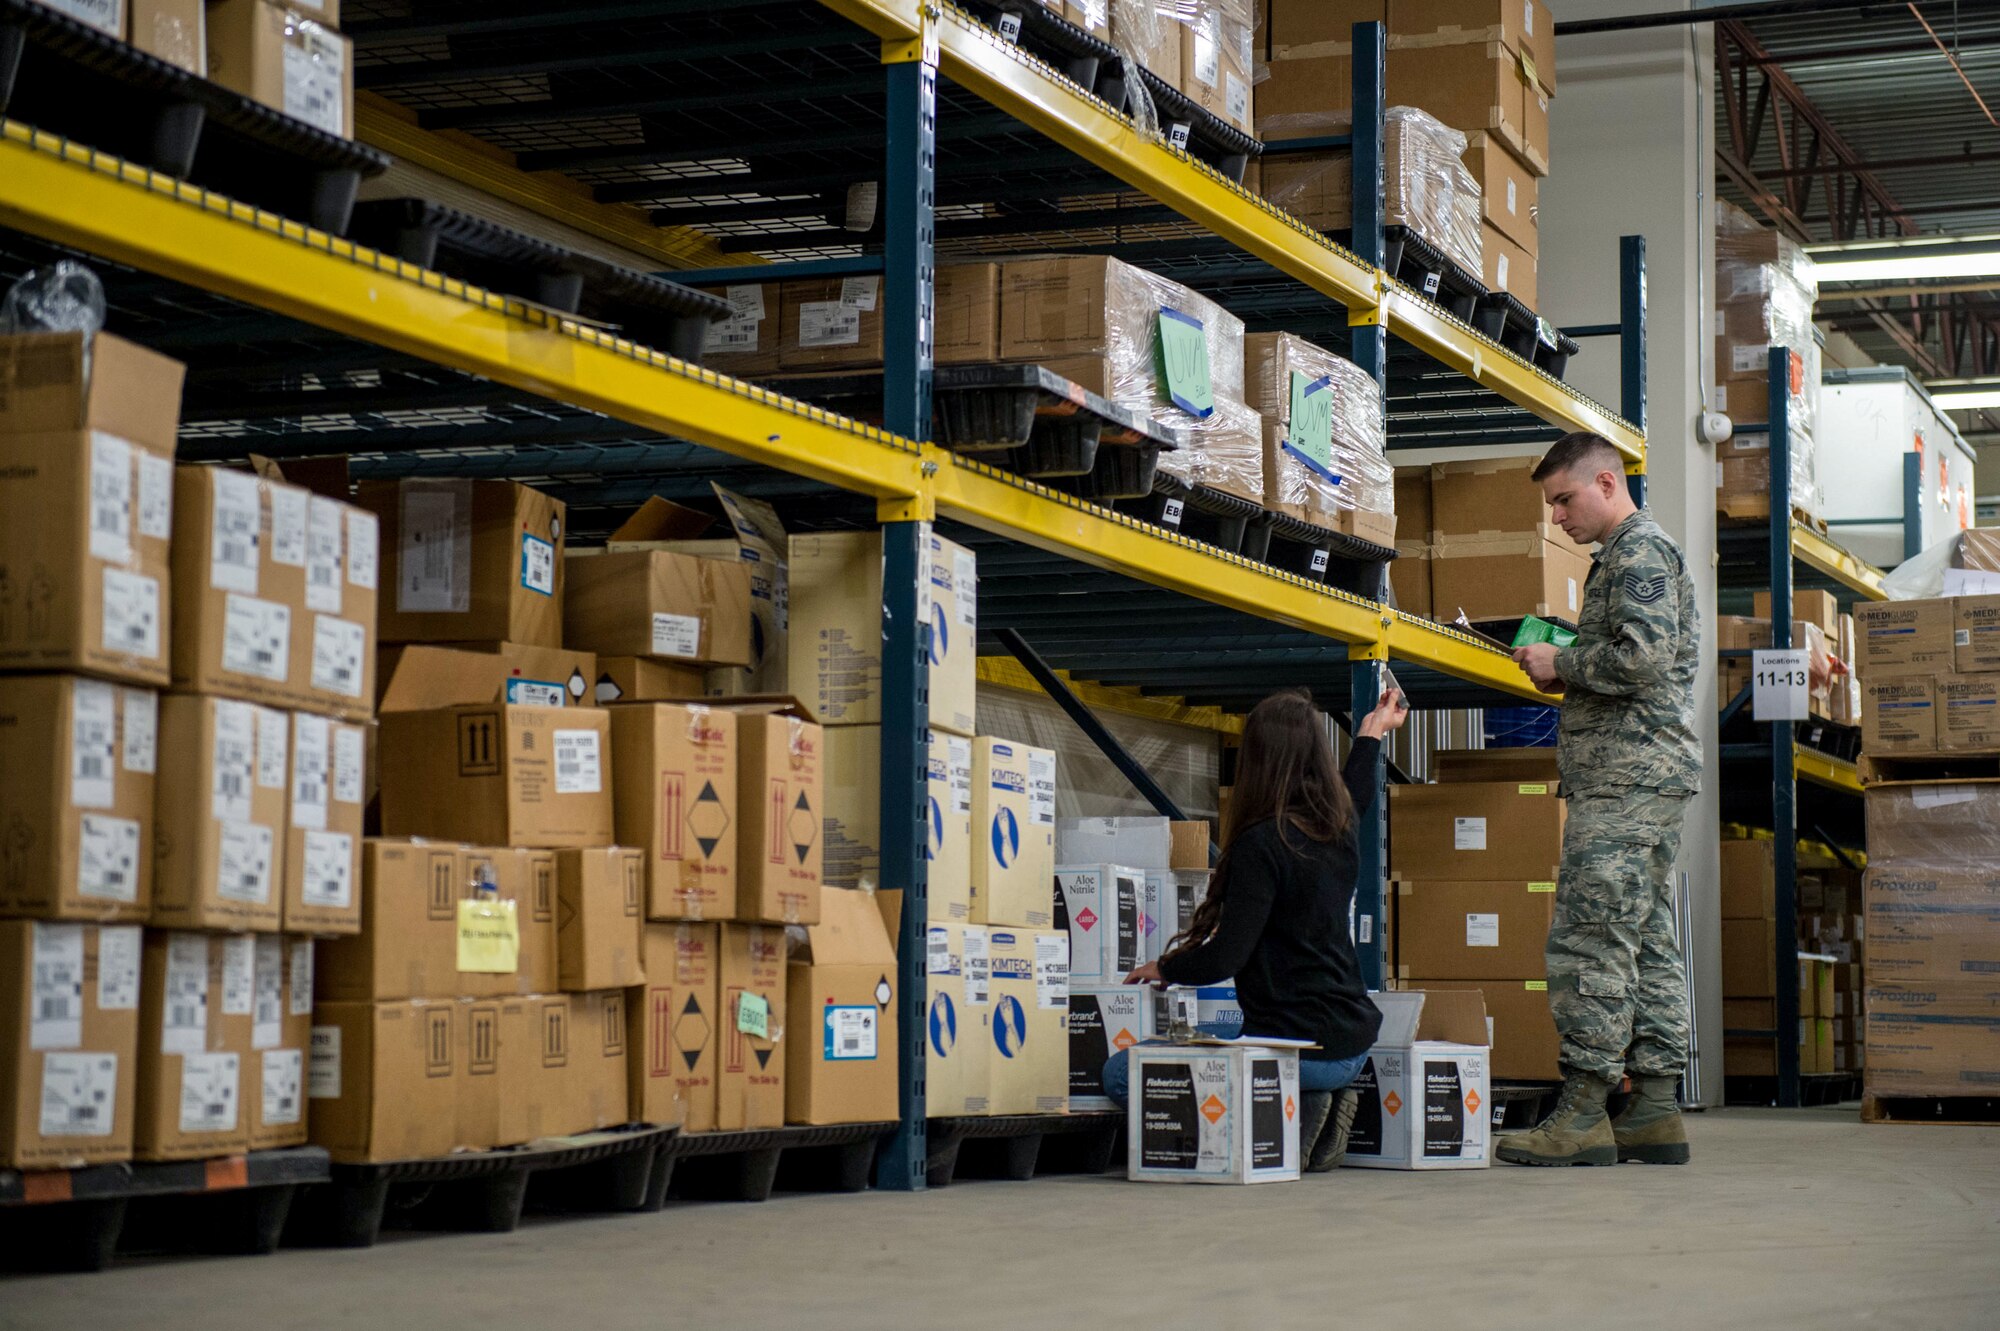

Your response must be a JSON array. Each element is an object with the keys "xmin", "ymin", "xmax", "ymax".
[
  {"xmin": 1794, "ymin": 745, "xmax": 1865, "ymax": 795},
  {"xmin": 976, "ymin": 657, "xmax": 1246, "ymax": 734},
  {"xmin": 822, "ymin": 0, "xmax": 1646, "ymax": 464},
  {"xmin": 1791, "ymin": 523, "xmax": 1889, "ymax": 601}
]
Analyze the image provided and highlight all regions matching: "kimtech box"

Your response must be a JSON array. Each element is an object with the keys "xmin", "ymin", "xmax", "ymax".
[
  {"xmin": 1342, "ymin": 989, "xmax": 1491, "ymax": 1171},
  {"xmin": 970, "ymin": 738, "xmax": 1056, "ymax": 929},
  {"xmin": 1068, "ymin": 986, "xmax": 1156, "ymax": 1111},
  {"xmin": 1056, "ymin": 864, "xmax": 1145, "ymax": 987},
  {"xmin": 1126, "ymin": 1042, "xmax": 1302, "ymax": 1185},
  {"xmin": 984, "ymin": 927, "xmax": 1067, "ymax": 1115},
  {"xmin": 922, "ymin": 920, "xmax": 991, "ymax": 1116}
]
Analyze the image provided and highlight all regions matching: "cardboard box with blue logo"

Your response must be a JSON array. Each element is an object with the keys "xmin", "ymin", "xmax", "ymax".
[
  {"xmin": 985, "ymin": 926, "xmax": 1068, "ymax": 1114},
  {"xmin": 882, "ymin": 889, "xmax": 991, "ymax": 1116},
  {"xmin": 786, "ymin": 886, "xmax": 898, "ymax": 1125},
  {"xmin": 971, "ymin": 737, "xmax": 1056, "ymax": 929}
]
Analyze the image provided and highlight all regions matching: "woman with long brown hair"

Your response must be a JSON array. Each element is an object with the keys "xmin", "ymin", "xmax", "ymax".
[{"xmin": 1105, "ymin": 685, "xmax": 1408, "ymax": 1171}]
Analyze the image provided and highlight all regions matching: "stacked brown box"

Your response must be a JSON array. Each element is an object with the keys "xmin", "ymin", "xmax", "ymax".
[
  {"xmin": 1854, "ymin": 597, "xmax": 2000, "ymax": 763},
  {"xmin": 630, "ymin": 921, "xmax": 720, "ymax": 1131},
  {"xmin": 136, "ymin": 931, "xmax": 256, "ymax": 1161},
  {"xmin": 207, "ymin": 0, "xmax": 352, "ymax": 139},
  {"xmin": 0, "ymin": 921, "xmax": 144, "ymax": 1167},
  {"xmin": 360, "ymin": 479, "xmax": 566, "ymax": 650},
  {"xmin": 717, "ymin": 923, "xmax": 786, "ymax": 1130},
  {"xmin": 697, "ymin": 266, "xmax": 1001, "ymax": 375},
  {"xmin": 1427, "ymin": 457, "xmax": 1591, "ymax": 626}
]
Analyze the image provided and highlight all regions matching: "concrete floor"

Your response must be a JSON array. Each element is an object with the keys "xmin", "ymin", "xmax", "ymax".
[{"xmin": 5, "ymin": 1105, "xmax": 1997, "ymax": 1331}]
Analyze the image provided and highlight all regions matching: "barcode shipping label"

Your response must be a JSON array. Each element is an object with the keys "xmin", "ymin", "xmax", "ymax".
[
  {"xmin": 553, "ymin": 730, "xmax": 603, "ymax": 794},
  {"xmin": 138, "ymin": 451, "xmax": 173, "ymax": 541},
  {"xmin": 1028, "ymin": 750, "xmax": 1056, "ymax": 826},
  {"xmin": 263, "ymin": 1049, "xmax": 304, "ymax": 1125},
  {"xmin": 283, "ymin": 30, "xmax": 346, "ymax": 136},
  {"xmin": 397, "ymin": 483, "xmax": 469, "ymax": 614},
  {"xmin": 345, "ymin": 509, "xmax": 379, "ymax": 590},
  {"xmin": 88, "ymin": 432, "xmax": 134, "ymax": 564},
  {"xmin": 301, "ymin": 830, "xmax": 355, "ymax": 908},
  {"xmin": 100, "ymin": 568, "xmax": 160, "ymax": 661},
  {"xmin": 209, "ymin": 469, "xmax": 263, "ymax": 594},
  {"xmin": 520, "ymin": 533, "xmax": 556, "ymax": 595},
  {"xmin": 253, "ymin": 935, "xmax": 285, "ymax": 1050},
  {"xmin": 290, "ymin": 713, "xmax": 330, "ymax": 830},
  {"xmin": 77, "ymin": 815, "xmax": 141, "ymax": 903},
  {"xmin": 963, "ymin": 928, "xmax": 990, "ymax": 1005},
  {"xmin": 40, "ymin": 1052, "xmax": 118, "ymax": 1138},
  {"xmin": 726, "ymin": 284, "xmax": 766, "ymax": 320},
  {"xmin": 309, "ymin": 1026, "xmax": 340, "ymax": 1099},
  {"xmin": 1034, "ymin": 933, "xmax": 1070, "ymax": 1009},
  {"xmin": 216, "ymin": 821, "xmax": 276, "ymax": 905},
  {"xmin": 30, "ymin": 923, "xmax": 85, "ymax": 1050},
  {"xmin": 797, "ymin": 300, "xmax": 862, "ymax": 348},
  {"xmin": 651, "ymin": 612, "xmax": 702, "ymax": 658},
  {"xmin": 312, "ymin": 615, "xmax": 366, "ymax": 698},
  {"xmin": 162, "ymin": 933, "xmax": 209, "ymax": 1055},
  {"xmin": 70, "ymin": 679, "xmax": 118, "ymax": 809},
  {"xmin": 333, "ymin": 726, "xmax": 364, "ymax": 805},
  {"xmin": 306, "ymin": 496, "xmax": 345, "ymax": 612},
  {"xmin": 823, "ymin": 1005, "xmax": 877, "ymax": 1060},
  {"xmin": 179, "ymin": 1051, "xmax": 241, "ymax": 1135},
  {"xmin": 212, "ymin": 700, "xmax": 257, "ymax": 823},
  {"xmin": 122, "ymin": 688, "xmax": 157, "ymax": 774},
  {"xmin": 221, "ymin": 594, "xmax": 292, "ymax": 682},
  {"xmin": 221, "ymin": 934, "xmax": 255, "ymax": 1015},
  {"xmin": 256, "ymin": 706, "xmax": 289, "ymax": 791},
  {"xmin": 839, "ymin": 276, "xmax": 880, "ymax": 311},
  {"xmin": 42, "ymin": 0, "xmax": 120, "ymax": 37},
  {"xmin": 269, "ymin": 486, "xmax": 307, "ymax": 568},
  {"xmin": 99, "ymin": 926, "xmax": 141, "ymax": 1011},
  {"xmin": 289, "ymin": 940, "xmax": 315, "ymax": 1015},
  {"xmin": 927, "ymin": 928, "xmax": 952, "ymax": 979},
  {"xmin": 955, "ymin": 549, "xmax": 977, "ymax": 627}
]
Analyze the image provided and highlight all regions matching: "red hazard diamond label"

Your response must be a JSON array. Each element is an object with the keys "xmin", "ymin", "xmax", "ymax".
[
  {"xmin": 1465, "ymin": 1088, "xmax": 1481, "ymax": 1114},
  {"xmin": 1384, "ymin": 1090, "xmax": 1404, "ymax": 1116},
  {"xmin": 1112, "ymin": 1026, "xmax": 1136, "ymax": 1051},
  {"xmin": 1075, "ymin": 907, "xmax": 1097, "ymax": 931},
  {"xmin": 1200, "ymin": 1095, "xmax": 1227, "ymax": 1124}
]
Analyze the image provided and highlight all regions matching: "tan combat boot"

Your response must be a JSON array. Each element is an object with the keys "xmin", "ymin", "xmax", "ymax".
[
  {"xmin": 1496, "ymin": 1070, "xmax": 1617, "ymax": 1166},
  {"xmin": 1611, "ymin": 1074, "xmax": 1691, "ymax": 1164}
]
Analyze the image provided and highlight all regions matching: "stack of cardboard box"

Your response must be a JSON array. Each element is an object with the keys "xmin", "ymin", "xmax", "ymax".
[
  {"xmin": 1715, "ymin": 589, "xmax": 1849, "ymax": 724},
  {"xmin": 1855, "ymin": 594, "xmax": 2000, "ymax": 762},
  {"xmin": 1390, "ymin": 465, "xmax": 1434, "ymax": 619},
  {"xmin": 696, "ymin": 263, "xmax": 1001, "ymax": 380},
  {"xmin": 1243, "ymin": 332, "xmax": 1395, "ymax": 546},
  {"xmin": 1256, "ymin": 0, "xmax": 1555, "ymax": 305},
  {"xmin": 207, "ymin": 0, "xmax": 354, "ymax": 141},
  {"xmin": 0, "ymin": 329, "xmax": 376, "ymax": 1170},
  {"xmin": 1107, "ymin": 0, "xmax": 1257, "ymax": 138},
  {"xmin": 1718, "ymin": 838, "xmax": 1857, "ymax": 1077},
  {"xmin": 1426, "ymin": 456, "xmax": 1592, "ymax": 627},
  {"xmin": 1713, "ymin": 200, "xmax": 1821, "ymax": 522},
  {"xmin": 1386, "ymin": 749, "xmax": 1565, "ymax": 1079}
]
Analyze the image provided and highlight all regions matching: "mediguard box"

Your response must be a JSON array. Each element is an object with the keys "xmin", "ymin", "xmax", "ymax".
[
  {"xmin": 984, "ymin": 927, "xmax": 1067, "ymax": 1114},
  {"xmin": 1068, "ymin": 986, "xmax": 1156, "ymax": 1111},
  {"xmin": 1127, "ymin": 1041, "xmax": 1302, "ymax": 1184},
  {"xmin": 1056, "ymin": 864, "xmax": 1145, "ymax": 986},
  {"xmin": 1343, "ymin": 989, "xmax": 1491, "ymax": 1171},
  {"xmin": 970, "ymin": 738, "xmax": 1056, "ymax": 928}
]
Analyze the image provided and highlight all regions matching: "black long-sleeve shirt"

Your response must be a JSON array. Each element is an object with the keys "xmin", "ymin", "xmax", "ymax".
[{"xmin": 1157, "ymin": 736, "xmax": 1384, "ymax": 1060}]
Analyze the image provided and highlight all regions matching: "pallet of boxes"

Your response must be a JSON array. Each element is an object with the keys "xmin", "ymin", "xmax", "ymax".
[
  {"xmin": 1852, "ymin": 567, "xmax": 2000, "ymax": 1120},
  {"xmin": 1713, "ymin": 199, "xmax": 1822, "ymax": 526},
  {"xmin": 1404, "ymin": 456, "xmax": 1593, "ymax": 632},
  {"xmin": 0, "ymin": 326, "xmax": 374, "ymax": 1178},
  {"xmin": 1718, "ymin": 836, "xmax": 1856, "ymax": 1085},
  {"xmin": 1716, "ymin": 589, "xmax": 1850, "ymax": 727}
]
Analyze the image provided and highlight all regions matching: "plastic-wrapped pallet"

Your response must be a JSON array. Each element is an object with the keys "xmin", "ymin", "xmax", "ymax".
[
  {"xmin": 1243, "ymin": 332, "xmax": 1391, "ymax": 542},
  {"xmin": 999, "ymin": 255, "xmax": 1263, "ymax": 503},
  {"xmin": 1715, "ymin": 199, "xmax": 1821, "ymax": 518},
  {"xmin": 1257, "ymin": 107, "xmax": 1482, "ymax": 277}
]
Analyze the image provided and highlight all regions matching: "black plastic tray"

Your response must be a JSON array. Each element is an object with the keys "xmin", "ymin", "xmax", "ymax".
[
  {"xmin": 1383, "ymin": 224, "xmax": 1486, "ymax": 323},
  {"xmin": 1472, "ymin": 290, "xmax": 1581, "ymax": 380},
  {"xmin": 0, "ymin": 0, "xmax": 387, "ymax": 233},
  {"xmin": 1117, "ymin": 472, "xmax": 1264, "ymax": 553},
  {"xmin": 1256, "ymin": 508, "xmax": 1397, "ymax": 585},
  {"xmin": 935, "ymin": 362, "xmax": 1178, "ymax": 499}
]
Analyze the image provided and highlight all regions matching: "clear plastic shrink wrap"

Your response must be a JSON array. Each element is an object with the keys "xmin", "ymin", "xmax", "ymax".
[
  {"xmin": 1258, "ymin": 107, "xmax": 1483, "ymax": 276},
  {"xmin": 1716, "ymin": 199, "xmax": 1821, "ymax": 518},
  {"xmin": 1244, "ymin": 333, "xmax": 1390, "ymax": 530}
]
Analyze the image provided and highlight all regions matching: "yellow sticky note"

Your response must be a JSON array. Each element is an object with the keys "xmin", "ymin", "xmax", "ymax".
[
  {"xmin": 1527, "ymin": 882, "xmax": 1557, "ymax": 893},
  {"xmin": 457, "ymin": 898, "xmax": 520, "ymax": 974},
  {"xmin": 1518, "ymin": 783, "xmax": 1549, "ymax": 795},
  {"xmin": 1525, "ymin": 980, "xmax": 1548, "ymax": 992}
]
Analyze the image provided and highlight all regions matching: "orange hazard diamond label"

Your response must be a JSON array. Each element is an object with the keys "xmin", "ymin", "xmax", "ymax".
[
  {"xmin": 1383, "ymin": 1090, "xmax": 1403, "ymax": 1116},
  {"xmin": 1285, "ymin": 1095, "xmax": 1295, "ymax": 1120},
  {"xmin": 1465, "ymin": 1088, "xmax": 1481, "ymax": 1114},
  {"xmin": 1112, "ymin": 1026, "xmax": 1136, "ymax": 1051},
  {"xmin": 1200, "ymin": 1095, "xmax": 1227, "ymax": 1124}
]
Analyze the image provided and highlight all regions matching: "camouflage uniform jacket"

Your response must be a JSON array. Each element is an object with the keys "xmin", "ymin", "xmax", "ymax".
[{"xmin": 1554, "ymin": 509, "xmax": 1702, "ymax": 798}]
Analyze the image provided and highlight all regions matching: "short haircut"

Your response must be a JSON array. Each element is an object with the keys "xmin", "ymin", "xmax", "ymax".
[{"xmin": 1531, "ymin": 432, "xmax": 1624, "ymax": 484}]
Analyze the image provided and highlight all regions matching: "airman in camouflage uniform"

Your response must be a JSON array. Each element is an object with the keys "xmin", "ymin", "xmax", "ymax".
[{"xmin": 1499, "ymin": 433, "xmax": 1702, "ymax": 1167}]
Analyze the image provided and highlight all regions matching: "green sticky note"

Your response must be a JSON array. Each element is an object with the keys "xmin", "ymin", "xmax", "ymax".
[
  {"xmin": 1511, "ymin": 615, "xmax": 1579, "ymax": 648},
  {"xmin": 1287, "ymin": 371, "xmax": 1335, "ymax": 473},
  {"xmin": 737, "ymin": 991, "xmax": 770, "ymax": 1039},
  {"xmin": 1156, "ymin": 307, "xmax": 1214, "ymax": 418}
]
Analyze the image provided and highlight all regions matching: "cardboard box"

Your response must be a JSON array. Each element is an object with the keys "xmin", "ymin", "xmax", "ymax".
[
  {"xmin": 206, "ymin": 0, "xmax": 352, "ymax": 137},
  {"xmin": 970, "ymin": 737, "xmax": 1057, "ymax": 929},
  {"xmin": 1721, "ymin": 918, "xmax": 1780, "ymax": 997},
  {"xmin": 592, "ymin": 657, "xmax": 709, "ymax": 706},
  {"xmin": 296, "ymin": 489, "xmax": 379, "ymax": 722},
  {"xmin": 379, "ymin": 703, "xmax": 613, "ymax": 848},
  {"xmin": 0, "ymin": 921, "xmax": 142, "ymax": 1167},
  {"xmin": 571, "ymin": 989, "xmax": 631, "ymax": 1132},
  {"xmin": 361, "ymin": 479, "xmax": 566, "ymax": 650},
  {"xmin": 520, "ymin": 993, "xmax": 574, "ymax": 1138},
  {"xmin": 784, "ymin": 887, "xmax": 899, "ymax": 1125},
  {"xmin": 1866, "ymin": 784, "xmax": 2000, "ymax": 866},
  {"xmin": 1754, "ymin": 588, "xmax": 1841, "ymax": 643},
  {"xmin": 1342, "ymin": 989, "xmax": 1491, "ymax": 1170},
  {"xmin": 1463, "ymin": 130, "xmax": 1536, "ymax": 248},
  {"xmin": 1391, "ymin": 544, "xmax": 1432, "ymax": 618},
  {"xmin": 151, "ymin": 695, "xmax": 288, "ymax": 933},
  {"xmin": 1954, "ymin": 595, "xmax": 2000, "ymax": 674},
  {"xmin": 777, "ymin": 277, "xmax": 888, "ymax": 371},
  {"xmin": 451, "ymin": 995, "xmax": 515, "ymax": 1151},
  {"xmin": 609, "ymin": 702, "xmax": 737, "ymax": 921},
  {"xmin": 461, "ymin": 847, "xmax": 558, "ymax": 997},
  {"xmin": 135, "ymin": 931, "xmax": 254, "ymax": 1161},
  {"xmin": 984, "ymin": 927, "xmax": 1068, "ymax": 1115},
  {"xmin": 1432, "ymin": 747, "xmax": 1560, "ymax": 784},
  {"xmin": 1056, "ymin": 864, "xmax": 1146, "ymax": 987},
  {"xmin": 1431, "ymin": 533, "xmax": 1590, "ymax": 624},
  {"xmin": 0, "ymin": 332, "xmax": 181, "ymax": 686},
  {"xmin": 1126, "ymin": 1042, "xmax": 1300, "ymax": 1184},
  {"xmin": 1463, "ymin": 978, "xmax": 1559, "ymax": 1080},
  {"xmin": 33, "ymin": 0, "xmax": 126, "ymax": 37},
  {"xmin": 309, "ymin": 999, "xmax": 459, "ymax": 1163},
  {"xmin": 1938, "ymin": 674, "xmax": 2000, "ymax": 751},
  {"xmin": 787, "ymin": 529, "xmax": 978, "ymax": 737},
  {"xmin": 1170, "ymin": 821, "xmax": 1211, "ymax": 869},
  {"xmin": 935, "ymin": 262, "xmax": 1003, "ymax": 365},
  {"xmin": 168, "ymin": 466, "xmax": 306, "ymax": 707},
  {"xmin": 1068, "ymin": 986, "xmax": 1156, "ymax": 1111},
  {"xmin": 1268, "ymin": 0, "xmax": 1556, "ymax": 90},
  {"xmin": 1140, "ymin": 868, "xmax": 1210, "ymax": 965},
  {"xmin": 1182, "ymin": 8, "xmax": 1255, "ymax": 135},
  {"xmin": 1428, "ymin": 457, "xmax": 1586, "ymax": 552},
  {"xmin": 823, "ymin": 727, "xmax": 974, "ymax": 922},
  {"xmin": 1057, "ymin": 816, "xmax": 1172, "ymax": 870},
  {"xmin": 556, "ymin": 847, "xmax": 645, "ymax": 991},
  {"xmin": 1861, "ymin": 677, "xmax": 1938, "ymax": 754},
  {"xmin": 1854, "ymin": 599, "xmax": 1955, "ymax": 679},
  {"xmin": 247, "ymin": 934, "xmax": 314, "ymax": 1150},
  {"xmin": 1865, "ymin": 981, "xmax": 2000, "ymax": 1098},
  {"xmin": 696, "ymin": 283, "xmax": 782, "ymax": 376},
  {"xmin": 0, "ymin": 676, "xmax": 155, "ymax": 923},
  {"xmin": 1481, "ymin": 221, "xmax": 1538, "ymax": 309},
  {"xmin": 923, "ymin": 920, "xmax": 991, "ymax": 1116},
  {"xmin": 1863, "ymin": 868, "xmax": 2000, "ymax": 984},
  {"xmin": 283, "ymin": 711, "xmax": 366, "ymax": 936},
  {"xmin": 1066, "ymin": 0, "xmax": 1109, "ymax": 39},
  {"xmin": 631, "ymin": 921, "xmax": 719, "ymax": 1130},
  {"xmin": 727, "ymin": 700, "xmax": 824, "ymax": 925},
  {"xmin": 377, "ymin": 642, "xmax": 586, "ymax": 715},
  {"xmin": 1720, "ymin": 839, "xmax": 1778, "ymax": 919},
  {"xmin": 130, "ymin": 0, "xmax": 203, "ymax": 71},
  {"xmin": 717, "ymin": 924, "xmax": 786, "ymax": 1130},
  {"xmin": 562, "ymin": 550, "xmax": 753, "ymax": 669},
  {"xmin": 1112, "ymin": 0, "xmax": 1180, "ymax": 90},
  {"xmin": 1392, "ymin": 881, "xmax": 1553, "ymax": 980},
  {"xmin": 316, "ymin": 839, "xmax": 464, "ymax": 1001},
  {"xmin": 1387, "ymin": 781, "xmax": 1563, "ymax": 881}
]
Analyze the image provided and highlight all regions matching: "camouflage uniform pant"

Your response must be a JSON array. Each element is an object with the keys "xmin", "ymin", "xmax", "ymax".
[{"xmin": 1547, "ymin": 790, "xmax": 1692, "ymax": 1080}]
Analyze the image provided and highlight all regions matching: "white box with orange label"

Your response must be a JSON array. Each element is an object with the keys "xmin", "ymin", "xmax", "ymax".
[{"xmin": 1341, "ymin": 989, "xmax": 1491, "ymax": 1171}]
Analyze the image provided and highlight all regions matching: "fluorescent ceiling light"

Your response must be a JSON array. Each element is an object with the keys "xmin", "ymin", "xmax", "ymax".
[
  {"xmin": 1816, "ymin": 251, "xmax": 2000, "ymax": 283},
  {"xmin": 1932, "ymin": 389, "xmax": 2000, "ymax": 410}
]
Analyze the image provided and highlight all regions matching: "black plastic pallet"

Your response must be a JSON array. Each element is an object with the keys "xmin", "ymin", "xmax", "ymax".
[
  {"xmin": 1725, "ymin": 1073, "xmax": 1862, "ymax": 1109},
  {"xmin": 655, "ymin": 1121, "xmax": 898, "ymax": 1204},
  {"xmin": 926, "ymin": 1111, "xmax": 1123, "ymax": 1186},
  {"xmin": 0, "ymin": 0, "xmax": 387, "ymax": 234},
  {"xmin": 1253, "ymin": 508, "xmax": 1397, "ymax": 587},
  {"xmin": 0, "ymin": 1146, "xmax": 328, "ymax": 1274},
  {"xmin": 1471, "ymin": 291, "xmax": 1581, "ymax": 380},
  {"xmin": 286, "ymin": 1124, "xmax": 674, "ymax": 1248},
  {"xmin": 936, "ymin": 363, "xmax": 1179, "ymax": 500},
  {"xmin": 1488, "ymin": 1081, "xmax": 1565, "ymax": 1132},
  {"xmin": 347, "ymin": 198, "xmax": 731, "ymax": 360},
  {"xmin": 1861, "ymin": 1093, "xmax": 2000, "ymax": 1125}
]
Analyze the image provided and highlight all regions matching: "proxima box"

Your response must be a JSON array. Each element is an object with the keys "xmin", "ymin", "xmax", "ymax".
[
  {"xmin": 1387, "ymin": 781, "xmax": 1563, "ymax": 881},
  {"xmin": 1343, "ymin": 989, "xmax": 1491, "ymax": 1171},
  {"xmin": 1127, "ymin": 1041, "xmax": 1302, "ymax": 1185},
  {"xmin": 1056, "ymin": 864, "xmax": 1144, "ymax": 986},
  {"xmin": 971, "ymin": 737, "xmax": 1057, "ymax": 929}
]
